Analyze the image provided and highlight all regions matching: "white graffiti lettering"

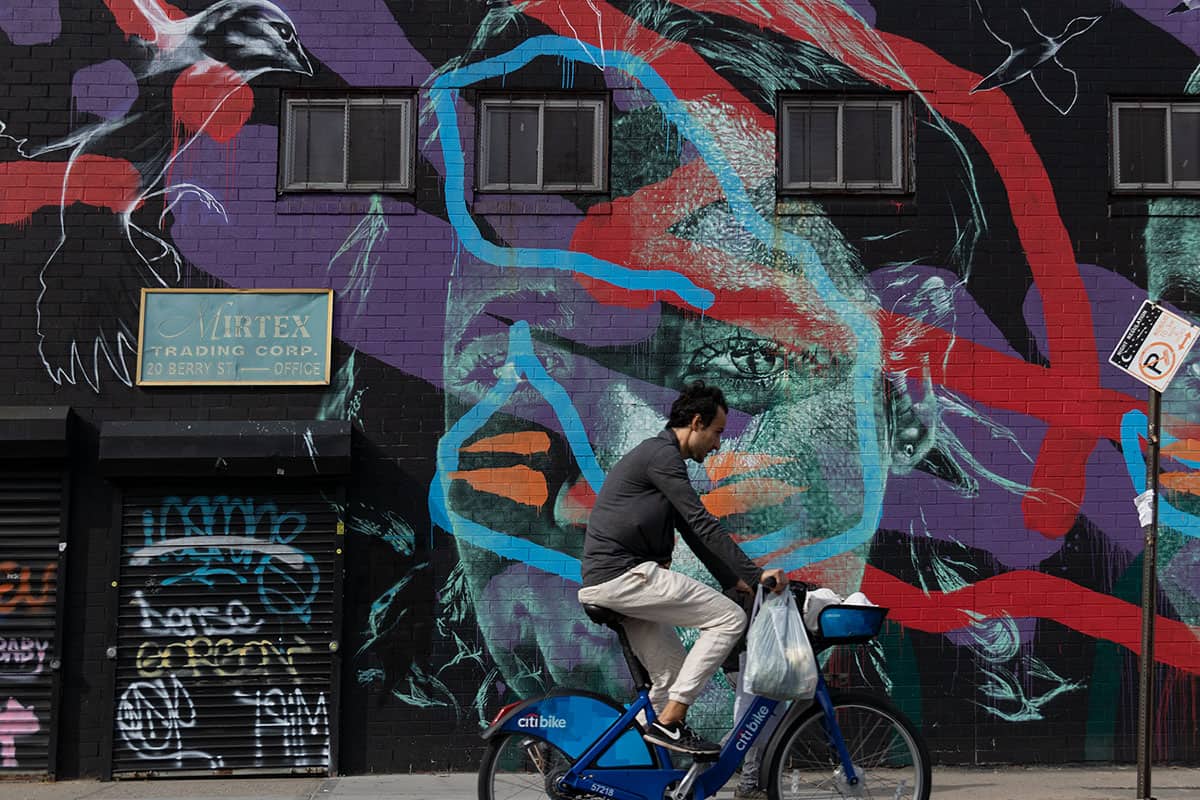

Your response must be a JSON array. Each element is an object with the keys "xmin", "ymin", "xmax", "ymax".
[
  {"xmin": 0, "ymin": 637, "xmax": 51, "ymax": 677},
  {"xmin": 132, "ymin": 590, "xmax": 262, "ymax": 637},
  {"xmin": 235, "ymin": 687, "xmax": 329, "ymax": 768},
  {"xmin": 116, "ymin": 675, "xmax": 223, "ymax": 768}
]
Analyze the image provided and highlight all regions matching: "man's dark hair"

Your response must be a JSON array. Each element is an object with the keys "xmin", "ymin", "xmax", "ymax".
[{"xmin": 667, "ymin": 380, "xmax": 728, "ymax": 428}]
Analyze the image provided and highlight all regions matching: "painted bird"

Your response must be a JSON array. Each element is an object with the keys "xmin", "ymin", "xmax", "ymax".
[
  {"xmin": 971, "ymin": 4, "xmax": 1102, "ymax": 116},
  {"xmin": 1, "ymin": 0, "xmax": 313, "ymax": 390}
]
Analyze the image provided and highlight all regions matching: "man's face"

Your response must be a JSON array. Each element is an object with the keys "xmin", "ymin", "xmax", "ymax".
[{"xmin": 684, "ymin": 407, "xmax": 726, "ymax": 463}]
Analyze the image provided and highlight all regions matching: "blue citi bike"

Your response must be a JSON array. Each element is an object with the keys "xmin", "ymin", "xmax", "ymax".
[{"xmin": 478, "ymin": 582, "xmax": 931, "ymax": 800}]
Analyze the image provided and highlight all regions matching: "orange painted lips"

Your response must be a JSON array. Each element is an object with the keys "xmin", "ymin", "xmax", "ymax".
[
  {"xmin": 702, "ymin": 452, "xmax": 805, "ymax": 519},
  {"xmin": 452, "ymin": 431, "xmax": 553, "ymax": 508},
  {"xmin": 1157, "ymin": 439, "xmax": 1200, "ymax": 496},
  {"xmin": 451, "ymin": 439, "xmax": 807, "ymax": 522}
]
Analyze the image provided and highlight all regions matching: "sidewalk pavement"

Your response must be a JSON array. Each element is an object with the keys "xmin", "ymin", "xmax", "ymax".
[{"xmin": 3, "ymin": 767, "xmax": 1200, "ymax": 800}]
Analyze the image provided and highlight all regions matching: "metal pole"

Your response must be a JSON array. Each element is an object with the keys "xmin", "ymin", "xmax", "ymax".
[{"xmin": 1136, "ymin": 388, "xmax": 1161, "ymax": 800}]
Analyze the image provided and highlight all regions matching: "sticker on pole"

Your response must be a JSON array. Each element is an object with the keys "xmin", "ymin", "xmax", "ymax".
[{"xmin": 1109, "ymin": 301, "xmax": 1200, "ymax": 390}]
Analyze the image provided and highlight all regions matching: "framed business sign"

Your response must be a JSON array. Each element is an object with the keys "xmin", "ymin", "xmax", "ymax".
[{"xmin": 136, "ymin": 289, "xmax": 334, "ymax": 386}]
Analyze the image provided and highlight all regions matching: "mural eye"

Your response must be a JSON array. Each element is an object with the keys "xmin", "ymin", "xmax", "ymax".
[
  {"xmin": 689, "ymin": 337, "xmax": 786, "ymax": 380},
  {"xmin": 726, "ymin": 337, "xmax": 785, "ymax": 377},
  {"xmin": 275, "ymin": 23, "xmax": 295, "ymax": 42}
]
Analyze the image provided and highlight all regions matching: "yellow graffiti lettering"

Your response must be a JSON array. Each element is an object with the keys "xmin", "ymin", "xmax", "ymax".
[{"xmin": 134, "ymin": 637, "xmax": 309, "ymax": 678}]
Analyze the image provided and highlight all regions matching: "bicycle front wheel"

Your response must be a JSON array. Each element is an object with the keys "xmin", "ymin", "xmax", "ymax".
[
  {"xmin": 478, "ymin": 732, "xmax": 578, "ymax": 800},
  {"xmin": 767, "ymin": 691, "xmax": 930, "ymax": 800}
]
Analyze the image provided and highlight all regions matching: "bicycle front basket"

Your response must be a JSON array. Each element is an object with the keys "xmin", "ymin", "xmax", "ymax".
[{"xmin": 816, "ymin": 605, "xmax": 889, "ymax": 644}]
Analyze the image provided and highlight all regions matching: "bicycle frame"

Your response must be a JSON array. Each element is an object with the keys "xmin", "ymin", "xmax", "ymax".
[
  {"xmin": 484, "ymin": 597, "xmax": 885, "ymax": 799},
  {"xmin": 554, "ymin": 688, "xmax": 784, "ymax": 800}
]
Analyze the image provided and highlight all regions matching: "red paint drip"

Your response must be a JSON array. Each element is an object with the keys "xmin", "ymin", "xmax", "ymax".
[
  {"xmin": 0, "ymin": 157, "xmax": 142, "ymax": 225},
  {"xmin": 167, "ymin": 62, "xmax": 252, "ymax": 202}
]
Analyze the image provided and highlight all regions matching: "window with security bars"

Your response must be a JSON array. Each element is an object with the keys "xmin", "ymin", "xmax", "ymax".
[
  {"xmin": 779, "ymin": 97, "xmax": 906, "ymax": 193},
  {"xmin": 282, "ymin": 95, "xmax": 414, "ymax": 192},
  {"xmin": 478, "ymin": 96, "xmax": 607, "ymax": 192},
  {"xmin": 1112, "ymin": 101, "xmax": 1200, "ymax": 191}
]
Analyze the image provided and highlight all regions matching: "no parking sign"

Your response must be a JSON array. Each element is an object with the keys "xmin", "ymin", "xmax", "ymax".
[{"xmin": 1109, "ymin": 301, "xmax": 1200, "ymax": 391}]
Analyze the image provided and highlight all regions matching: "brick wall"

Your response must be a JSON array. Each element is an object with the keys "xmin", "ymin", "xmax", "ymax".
[{"xmin": 1, "ymin": 0, "xmax": 1198, "ymax": 776}]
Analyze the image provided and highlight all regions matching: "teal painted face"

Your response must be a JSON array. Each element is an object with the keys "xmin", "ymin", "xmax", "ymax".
[
  {"xmin": 435, "ymin": 187, "xmax": 901, "ymax": 731},
  {"xmin": 431, "ymin": 38, "xmax": 918, "ymax": 730}
]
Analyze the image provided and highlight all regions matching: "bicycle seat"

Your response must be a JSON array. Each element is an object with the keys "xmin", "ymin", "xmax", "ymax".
[{"xmin": 582, "ymin": 604, "xmax": 625, "ymax": 627}]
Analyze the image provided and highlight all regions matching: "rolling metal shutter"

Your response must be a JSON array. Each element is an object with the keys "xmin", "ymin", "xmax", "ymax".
[
  {"xmin": 111, "ymin": 486, "xmax": 342, "ymax": 777},
  {"xmin": 0, "ymin": 471, "xmax": 66, "ymax": 777}
]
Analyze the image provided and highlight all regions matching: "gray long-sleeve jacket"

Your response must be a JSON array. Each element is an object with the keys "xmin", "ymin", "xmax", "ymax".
[{"xmin": 581, "ymin": 428, "xmax": 764, "ymax": 589}]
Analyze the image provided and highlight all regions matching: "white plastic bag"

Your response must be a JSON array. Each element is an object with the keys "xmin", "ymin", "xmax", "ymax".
[
  {"xmin": 802, "ymin": 587, "xmax": 842, "ymax": 632},
  {"xmin": 742, "ymin": 587, "xmax": 818, "ymax": 701}
]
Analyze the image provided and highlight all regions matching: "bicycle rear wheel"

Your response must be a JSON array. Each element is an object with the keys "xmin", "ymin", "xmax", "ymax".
[
  {"xmin": 767, "ymin": 691, "xmax": 930, "ymax": 800},
  {"xmin": 478, "ymin": 732, "xmax": 578, "ymax": 800}
]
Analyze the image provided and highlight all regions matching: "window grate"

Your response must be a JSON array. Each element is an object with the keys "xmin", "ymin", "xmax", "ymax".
[
  {"xmin": 779, "ymin": 96, "xmax": 906, "ymax": 194},
  {"xmin": 282, "ymin": 94, "xmax": 415, "ymax": 193},
  {"xmin": 479, "ymin": 96, "xmax": 607, "ymax": 193}
]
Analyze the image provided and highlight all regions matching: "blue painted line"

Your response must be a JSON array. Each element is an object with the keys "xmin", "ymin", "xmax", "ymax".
[
  {"xmin": 429, "ymin": 321, "xmax": 603, "ymax": 581},
  {"xmin": 1120, "ymin": 409, "xmax": 1199, "ymax": 538}
]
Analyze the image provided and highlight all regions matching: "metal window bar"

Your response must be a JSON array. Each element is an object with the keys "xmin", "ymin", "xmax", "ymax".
[
  {"xmin": 289, "ymin": 97, "xmax": 411, "ymax": 190},
  {"xmin": 486, "ymin": 98, "xmax": 601, "ymax": 191},
  {"xmin": 1115, "ymin": 102, "xmax": 1171, "ymax": 190},
  {"xmin": 341, "ymin": 99, "xmax": 350, "ymax": 189},
  {"xmin": 347, "ymin": 98, "xmax": 409, "ymax": 191}
]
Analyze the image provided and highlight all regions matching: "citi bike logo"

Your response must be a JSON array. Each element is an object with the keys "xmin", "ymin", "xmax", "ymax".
[
  {"xmin": 734, "ymin": 705, "xmax": 772, "ymax": 752},
  {"xmin": 517, "ymin": 713, "xmax": 567, "ymax": 730}
]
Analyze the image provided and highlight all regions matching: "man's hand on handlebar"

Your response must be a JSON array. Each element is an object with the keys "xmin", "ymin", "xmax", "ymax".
[{"xmin": 760, "ymin": 568, "xmax": 788, "ymax": 593}]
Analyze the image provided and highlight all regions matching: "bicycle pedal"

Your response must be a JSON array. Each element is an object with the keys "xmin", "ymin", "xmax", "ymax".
[{"xmin": 690, "ymin": 751, "xmax": 720, "ymax": 762}]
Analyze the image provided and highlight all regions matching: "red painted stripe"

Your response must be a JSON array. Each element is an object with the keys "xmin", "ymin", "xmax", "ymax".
[
  {"xmin": 0, "ymin": 156, "xmax": 142, "ymax": 224},
  {"xmin": 861, "ymin": 565, "xmax": 1200, "ymax": 674}
]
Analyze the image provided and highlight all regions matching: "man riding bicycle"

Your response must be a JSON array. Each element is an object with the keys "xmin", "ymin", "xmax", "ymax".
[{"xmin": 578, "ymin": 381, "xmax": 787, "ymax": 756}]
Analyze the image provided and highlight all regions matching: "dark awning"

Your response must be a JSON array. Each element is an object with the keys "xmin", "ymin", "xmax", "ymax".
[
  {"xmin": 99, "ymin": 419, "xmax": 352, "ymax": 478},
  {"xmin": 0, "ymin": 406, "xmax": 72, "ymax": 459}
]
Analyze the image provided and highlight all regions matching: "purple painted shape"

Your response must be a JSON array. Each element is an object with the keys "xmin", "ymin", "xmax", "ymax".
[
  {"xmin": 1022, "ymin": 264, "xmax": 1147, "ymax": 397},
  {"xmin": 284, "ymin": 1, "xmax": 433, "ymax": 86},
  {"xmin": 944, "ymin": 616, "xmax": 1036, "ymax": 647},
  {"xmin": 170, "ymin": 125, "xmax": 454, "ymax": 384},
  {"xmin": 872, "ymin": 265, "xmax": 1017, "ymax": 357},
  {"xmin": 0, "ymin": 0, "xmax": 61, "ymax": 45},
  {"xmin": 71, "ymin": 60, "xmax": 138, "ymax": 121},
  {"xmin": 843, "ymin": 0, "xmax": 877, "ymax": 27},
  {"xmin": 282, "ymin": 2, "xmax": 444, "ymax": 171},
  {"xmin": 871, "ymin": 264, "xmax": 1152, "ymax": 568},
  {"xmin": 878, "ymin": 404, "xmax": 1063, "ymax": 570},
  {"xmin": 1124, "ymin": 0, "xmax": 1200, "ymax": 56}
]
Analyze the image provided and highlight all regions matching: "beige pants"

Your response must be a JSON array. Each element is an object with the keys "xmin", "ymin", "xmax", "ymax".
[{"xmin": 578, "ymin": 561, "xmax": 747, "ymax": 709}]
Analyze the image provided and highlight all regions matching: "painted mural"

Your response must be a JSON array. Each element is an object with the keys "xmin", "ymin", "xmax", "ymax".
[{"xmin": 3, "ymin": 0, "xmax": 1200, "ymax": 769}]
